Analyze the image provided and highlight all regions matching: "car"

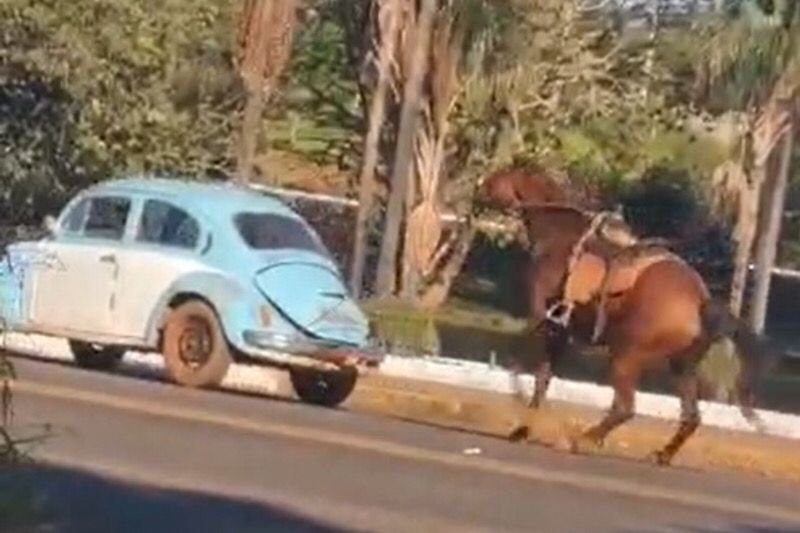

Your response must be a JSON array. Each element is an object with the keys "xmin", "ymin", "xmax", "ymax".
[{"xmin": 0, "ymin": 177, "xmax": 382, "ymax": 407}]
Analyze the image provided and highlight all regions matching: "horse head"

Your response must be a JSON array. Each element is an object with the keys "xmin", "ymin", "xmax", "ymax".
[{"xmin": 475, "ymin": 166, "xmax": 569, "ymax": 215}]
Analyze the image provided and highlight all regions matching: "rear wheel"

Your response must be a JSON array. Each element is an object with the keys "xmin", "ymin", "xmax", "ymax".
[
  {"xmin": 162, "ymin": 300, "xmax": 232, "ymax": 388},
  {"xmin": 69, "ymin": 341, "xmax": 124, "ymax": 371},
  {"xmin": 289, "ymin": 367, "xmax": 358, "ymax": 408}
]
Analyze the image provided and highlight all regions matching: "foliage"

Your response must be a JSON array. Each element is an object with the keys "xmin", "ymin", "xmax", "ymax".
[
  {"xmin": 0, "ymin": 347, "xmax": 15, "ymax": 463},
  {"xmin": 693, "ymin": 0, "xmax": 800, "ymax": 113},
  {"xmin": 688, "ymin": 0, "xmax": 800, "ymax": 321},
  {"xmin": 452, "ymin": 0, "xmax": 706, "ymax": 193},
  {"xmin": 0, "ymin": 69, "xmax": 82, "ymax": 223},
  {"xmin": 0, "ymin": 0, "xmax": 241, "ymax": 224},
  {"xmin": 284, "ymin": 5, "xmax": 363, "ymax": 132}
]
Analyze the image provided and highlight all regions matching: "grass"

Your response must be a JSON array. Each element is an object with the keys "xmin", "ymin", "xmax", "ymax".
[
  {"xmin": 1, "ymin": 346, "xmax": 50, "ymax": 530},
  {"xmin": 361, "ymin": 297, "xmax": 529, "ymax": 336},
  {"xmin": 263, "ymin": 116, "xmax": 359, "ymax": 166}
]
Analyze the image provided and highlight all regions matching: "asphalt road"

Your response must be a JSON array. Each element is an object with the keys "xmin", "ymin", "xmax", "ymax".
[{"xmin": 5, "ymin": 355, "xmax": 800, "ymax": 533}]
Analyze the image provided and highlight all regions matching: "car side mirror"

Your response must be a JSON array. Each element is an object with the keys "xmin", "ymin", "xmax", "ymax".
[{"xmin": 42, "ymin": 215, "xmax": 58, "ymax": 236}]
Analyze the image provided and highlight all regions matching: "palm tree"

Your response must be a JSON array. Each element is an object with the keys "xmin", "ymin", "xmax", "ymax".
[
  {"xmin": 349, "ymin": 0, "xmax": 402, "ymax": 298},
  {"xmin": 696, "ymin": 0, "xmax": 800, "ymax": 333},
  {"xmin": 234, "ymin": 0, "xmax": 298, "ymax": 185}
]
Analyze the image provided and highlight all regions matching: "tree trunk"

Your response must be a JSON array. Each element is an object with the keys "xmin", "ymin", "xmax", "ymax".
[
  {"xmin": 417, "ymin": 225, "xmax": 477, "ymax": 310},
  {"xmin": 349, "ymin": 0, "xmax": 401, "ymax": 298},
  {"xmin": 235, "ymin": 88, "xmax": 266, "ymax": 185},
  {"xmin": 747, "ymin": 120, "xmax": 794, "ymax": 334},
  {"xmin": 728, "ymin": 164, "xmax": 762, "ymax": 317},
  {"xmin": 728, "ymin": 114, "xmax": 763, "ymax": 318},
  {"xmin": 400, "ymin": 153, "xmax": 419, "ymax": 300},
  {"xmin": 373, "ymin": 0, "xmax": 436, "ymax": 298}
]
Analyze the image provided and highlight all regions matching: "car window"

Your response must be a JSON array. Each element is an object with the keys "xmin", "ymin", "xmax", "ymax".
[
  {"xmin": 137, "ymin": 199, "xmax": 200, "ymax": 250},
  {"xmin": 61, "ymin": 197, "xmax": 90, "ymax": 234},
  {"xmin": 82, "ymin": 196, "xmax": 132, "ymax": 241},
  {"xmin": 234, "ymin": 212, "xmax": 330, "ymax": 257}
]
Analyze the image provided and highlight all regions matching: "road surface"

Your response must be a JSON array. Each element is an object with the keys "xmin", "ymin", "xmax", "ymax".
[{"xmin": 5, "ymin": 355, "xmax": 800, "ymax": 533}]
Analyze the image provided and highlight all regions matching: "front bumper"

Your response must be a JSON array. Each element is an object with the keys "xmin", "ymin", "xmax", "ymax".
[{"xmin": 242, "ymin": 329, "xmax": 384, "ymax": 369}]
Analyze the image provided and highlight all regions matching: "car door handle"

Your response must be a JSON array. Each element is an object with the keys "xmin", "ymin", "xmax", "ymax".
[
  {"xmin": 99, "ymin": 254, "xmax": 116, "ymax": 264},
  {"xmin": 320, "ymin": 291, "xmax": 346, "ymax": 300}
]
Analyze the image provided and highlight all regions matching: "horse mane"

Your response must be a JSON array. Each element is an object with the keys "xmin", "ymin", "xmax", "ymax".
[
  {"xmin": 518, "ymin": 202, "xmax": 590, "ymax": 217},
  {"xmin": 518, "ymin": 203, "xmax": 593, "ymax": 246}
]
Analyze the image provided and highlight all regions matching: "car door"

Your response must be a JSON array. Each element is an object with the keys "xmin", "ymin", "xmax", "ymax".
[
  {"xmin": 110, "ymin": 197, "xmax": 207, "ymax": 341},
  {"xmin": 29, "ymin": 194, "xmax": 132, "ymax": 339}
]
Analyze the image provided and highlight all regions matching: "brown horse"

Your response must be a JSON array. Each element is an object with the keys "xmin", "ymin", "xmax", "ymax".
[
  {"xmin": 478, "ymin": 166, "xmax": 571, "ymax": 210},
  {"xmin": 481, "ymin": 170, "xmax": 770, "ymax": 465}
]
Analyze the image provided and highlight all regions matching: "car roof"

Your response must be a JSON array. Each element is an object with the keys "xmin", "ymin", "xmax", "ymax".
[{"xmin": 84, "ymin": 176, "xmax": 299, "ymax": 219}]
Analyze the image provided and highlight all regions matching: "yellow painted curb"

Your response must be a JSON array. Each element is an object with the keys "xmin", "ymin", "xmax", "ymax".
[{"xmin": 350, "ymin": 374, "xmax": 800, "ymax": 483}]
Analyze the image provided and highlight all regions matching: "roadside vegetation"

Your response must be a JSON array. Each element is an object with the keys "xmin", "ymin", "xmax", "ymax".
[
  {"xmin": 1, "ymin": 2, "xmax": 798, "ymax": 376},
  {"xmin": 0, "ymin": 348, "xmax": 44, "ymax": 530}
]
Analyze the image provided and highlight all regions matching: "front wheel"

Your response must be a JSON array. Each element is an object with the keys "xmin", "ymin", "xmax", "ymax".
[
  {"xmin": 162, "ymin": 300, "xmax": 232, "ymax": 388},
  {"xmin": 69, "ymin": 341, "xmax": 124, "ymax": 371},
  {"xmin": 289, "ymin": 367, "xmax": 358, "ymax": 408}
]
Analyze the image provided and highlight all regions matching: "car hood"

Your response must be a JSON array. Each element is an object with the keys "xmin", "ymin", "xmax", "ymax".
[{"xmin": 251, "ymin": 251, "xmax": 368, "ymax": 346}]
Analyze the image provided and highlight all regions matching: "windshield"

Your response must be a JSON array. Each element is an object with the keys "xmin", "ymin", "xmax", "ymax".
[{"xmin": 233, "ymin": 212, "xmax": 331, "ymax": 257}]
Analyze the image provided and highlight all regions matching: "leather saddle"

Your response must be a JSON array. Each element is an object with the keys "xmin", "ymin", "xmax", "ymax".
[{"xmin": 562, "ymin": 243, "xmax": 678, "ymax": 341}]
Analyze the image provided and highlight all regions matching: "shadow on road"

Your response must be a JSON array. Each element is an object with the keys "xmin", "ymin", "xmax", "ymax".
[
  {"xmin": 629, "ymin": 525, "xmax": 800, "ymax": 533},
  {"xmin": 2, "ymin": 463, "xmax": 353, "ymax": 533}
]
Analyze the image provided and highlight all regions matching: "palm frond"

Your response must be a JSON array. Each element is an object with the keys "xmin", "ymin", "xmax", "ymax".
[{"xmin": 695, "ymin": 0, "xmax": 800, "ymax": 110}]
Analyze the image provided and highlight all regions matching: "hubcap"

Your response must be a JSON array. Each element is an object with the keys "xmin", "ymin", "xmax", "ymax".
[{"xmin": 178, "ymin": 317, "xmax": 212, "ymax": 369}]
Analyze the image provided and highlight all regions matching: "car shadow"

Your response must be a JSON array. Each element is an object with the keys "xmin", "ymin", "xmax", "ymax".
[
  {"xmin": 2, "ymin": 462, "xmax": 358, "ymax": 533},
  {"xmin": 7, "ymin": 349, "xmax": 303, "ymax": 408}
]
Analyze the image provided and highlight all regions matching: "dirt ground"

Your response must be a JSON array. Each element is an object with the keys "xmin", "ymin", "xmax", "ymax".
[{"xmin": 344, "ymin": 373, "xmax": 800, "ymax": 483}]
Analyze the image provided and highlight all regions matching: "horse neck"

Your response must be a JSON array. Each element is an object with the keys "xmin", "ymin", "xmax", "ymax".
[{"xmin": 523, "ymin": 207, "xmax": 590, "ymax": 247}]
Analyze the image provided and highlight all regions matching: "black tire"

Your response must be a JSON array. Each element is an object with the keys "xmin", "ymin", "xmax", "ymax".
[
  {"xmin": 69, "ymin": 341, "xmax": 124, "ymax": 371},
  {"xmin": 289, "ymin": 366, "xmax": 358, "ymax": 408},
  {"xmin": 162, "ymin": 300, "xmax": 232, "ymax": 388}
]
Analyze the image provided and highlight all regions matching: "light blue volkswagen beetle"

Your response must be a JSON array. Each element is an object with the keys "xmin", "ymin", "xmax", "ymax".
[{"xmin": 0, "ymin": 177, "xmax": 381, "ymax": 406}]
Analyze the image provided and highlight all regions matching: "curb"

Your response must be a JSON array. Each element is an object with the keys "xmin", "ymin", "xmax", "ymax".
[
  {"xmin": 4, "ymin": 332, "xmax": 800, "ymax": 441},
  {"xmin": 379, "ymin": 355, "xmax": 800, "ymax": 441},
  {"xmin": 351, "ymin": 374, "xmax": 800, "ymax": 483}
]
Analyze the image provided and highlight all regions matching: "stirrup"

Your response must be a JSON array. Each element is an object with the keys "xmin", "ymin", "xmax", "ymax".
[{"xmin": 545, "ymin": 301, "xmax": 573, "ymax": 328}]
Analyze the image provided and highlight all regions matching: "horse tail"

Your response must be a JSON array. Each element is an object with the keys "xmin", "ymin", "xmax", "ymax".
[{"xmin": 700, "ymin": 299, "xmax": 775, "ymax": 429}]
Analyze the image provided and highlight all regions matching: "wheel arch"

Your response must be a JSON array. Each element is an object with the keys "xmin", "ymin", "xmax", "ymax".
[{"xmin": 145, "ymin": 272, "xmax": 253, "ymax": 350}]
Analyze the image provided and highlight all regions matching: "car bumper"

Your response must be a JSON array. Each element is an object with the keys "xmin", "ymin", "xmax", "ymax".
[{"xmin": 241, "ymin": 329, "xmax": 384, "ymax": 369}]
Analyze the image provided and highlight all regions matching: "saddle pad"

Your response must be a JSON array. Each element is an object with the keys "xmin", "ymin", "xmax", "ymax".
[{"xmin": 564, "ymin": 249, "xmax": 677, "ymax": 305}]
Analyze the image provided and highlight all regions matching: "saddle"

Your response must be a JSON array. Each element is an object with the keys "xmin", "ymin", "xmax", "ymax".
[
  {"xmin": 565, "ymin": 243, "xmax": 673, "ymax": 302},
  {"xmin": 562, "ymin": 241, "xmax": 678, "ymax": 343}
]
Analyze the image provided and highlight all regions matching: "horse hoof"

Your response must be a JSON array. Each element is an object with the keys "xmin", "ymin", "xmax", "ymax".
[
  {"xmin": 508, "ymin": 424, "xmax": 529, "ymax": 443},
  {"xmin": 552, "ymin": 435, "xmax": 571, "ymax": 452},
  {"xmin": 647, "ymin": 450, "xmax": 672, "ymax": 467},
  {"xmin": 569, "ymin": 434, "xmax": 603, "ymax": 455}
]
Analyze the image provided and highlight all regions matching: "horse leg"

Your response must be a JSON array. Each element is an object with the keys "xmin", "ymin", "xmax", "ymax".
[
  {"xmin": 511, "ymin": 258, "xmax": 565, "ymax": 408},
  {"xmin": 649, "ymin": 337, "xmax": 710, "ymax": 465},
  {"xmin": 576, "ymin": 352, "xmax": 641, "ymax": 450},
  {"xmin": 650, "ymin": 364, "xmax": 700, "ymax": 466},
  {"xmin": 529, "ymin": 322, "xmax": 568, "ymax": 408}
]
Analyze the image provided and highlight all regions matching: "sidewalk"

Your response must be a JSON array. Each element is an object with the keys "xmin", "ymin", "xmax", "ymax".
[{"xmin": 349, "ymin": 373, "xmax": 800, "ymax": 483}]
